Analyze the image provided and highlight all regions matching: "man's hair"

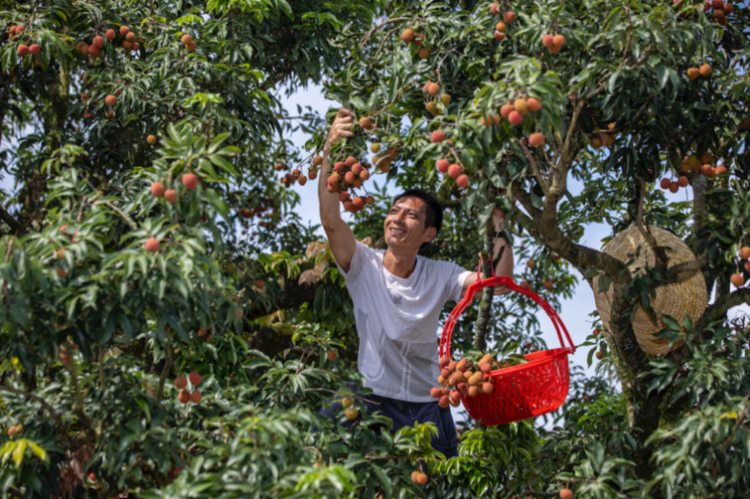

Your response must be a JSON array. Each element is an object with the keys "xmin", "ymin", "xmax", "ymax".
[{"xmin": 392, "ymin": 189, "xmax": 443, "ymax": 233}]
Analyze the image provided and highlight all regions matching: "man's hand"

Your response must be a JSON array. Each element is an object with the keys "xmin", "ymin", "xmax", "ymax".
[
  {"xmin": 324, "ymin": 108, "xmax": 355, "ymax": 151},
  {"xmin": 461, "ymin": 206, "xmax": 514, "ymax": 295}
]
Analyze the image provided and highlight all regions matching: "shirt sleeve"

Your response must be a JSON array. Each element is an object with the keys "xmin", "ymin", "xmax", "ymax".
[
  {"xmin": 335, "ymin": 241, "xmax": 371, "ymax": 284},
  {"xmin": 443, "ymin": 261, "xmax": 473, "ymax": 303}
]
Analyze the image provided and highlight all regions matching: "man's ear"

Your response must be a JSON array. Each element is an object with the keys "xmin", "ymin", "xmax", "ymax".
[{"xmin": 423, "ymin": 226, "xmax": 437, "ymax": 243}]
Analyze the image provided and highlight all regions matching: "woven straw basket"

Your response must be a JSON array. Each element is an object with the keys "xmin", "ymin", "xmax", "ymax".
[{"xmin": 593, "ymin": 225, "xmax": 707, "ymax": 356}]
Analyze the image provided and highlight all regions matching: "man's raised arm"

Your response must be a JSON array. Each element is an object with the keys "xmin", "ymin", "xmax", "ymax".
[{"xmin": 319, "ymin": 109, "xmax": 357, "ymax": 272}]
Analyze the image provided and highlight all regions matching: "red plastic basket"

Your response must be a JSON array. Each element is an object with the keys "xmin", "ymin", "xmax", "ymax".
[{"xmin": 438, "ymin": 274, "xmax": 576, "ymax": 426}]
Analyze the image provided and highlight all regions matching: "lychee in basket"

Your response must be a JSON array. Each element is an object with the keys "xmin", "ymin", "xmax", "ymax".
[{"xmin": 438, "ymin": 275, "xmax": 576, "ymax": 426}]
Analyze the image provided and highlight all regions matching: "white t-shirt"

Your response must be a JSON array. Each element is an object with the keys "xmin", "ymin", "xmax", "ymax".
[{"xmin": 340, "ymin": 242, "xmax": 472, "ymax": 402}]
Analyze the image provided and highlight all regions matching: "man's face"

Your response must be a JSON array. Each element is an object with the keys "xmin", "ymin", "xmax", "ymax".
[{"xmin": 383, "ymin": 197, "xmax": 437, "ymax": 251}]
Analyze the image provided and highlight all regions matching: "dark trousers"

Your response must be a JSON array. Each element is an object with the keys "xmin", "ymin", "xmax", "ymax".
[{"xmin": 321, "ymin": 391, "xmax": 459, "ymax": 457}]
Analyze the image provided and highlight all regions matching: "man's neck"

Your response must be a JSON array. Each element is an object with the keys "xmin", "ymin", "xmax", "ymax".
[{"xmin": 383, "ymin": 248, "xmax": 418, "ymax": 278}]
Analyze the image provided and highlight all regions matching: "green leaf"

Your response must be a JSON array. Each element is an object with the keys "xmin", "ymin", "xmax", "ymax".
[
  {"xmin": 27, "ymin": 441, "xmax": 48, "ymax": 463},
  {"xmin": 13, "ymin": 439, "xmax": 27, "ymax": 467}
]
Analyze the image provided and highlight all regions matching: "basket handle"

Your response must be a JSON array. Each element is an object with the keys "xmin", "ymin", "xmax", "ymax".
[{"xmin": 439, "ymin": 274, "xmax": 576, "ymax": 362}]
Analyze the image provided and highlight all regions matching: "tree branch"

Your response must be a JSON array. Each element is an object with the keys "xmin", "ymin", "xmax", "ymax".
[
  {"xmin": 512, "ymin": 183, "xmax": 627, "ymax": 280},
  {"xmin": 668, "ymin": 255, "xmax": 708, "ymax": 282},
  {"xmin": 697, "ymin": 287, "xmax": 750, "ymax": 332},
  {"xmin": 0, "ymin": 204, "xmax": 25, "ymax": 235}
]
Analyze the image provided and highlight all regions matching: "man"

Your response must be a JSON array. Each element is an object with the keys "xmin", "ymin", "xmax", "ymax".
[{"xmin": 319, "ymin": 109, "xmax": 514, "ymax": 456}]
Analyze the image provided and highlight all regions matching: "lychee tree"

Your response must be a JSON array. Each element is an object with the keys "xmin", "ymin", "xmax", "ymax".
[
  {"xmin": 0, "ymin": 0, "xmax": 422, "ymax": 496},
  {"xmin": 2, "ymin": 0, "xmax": 750, "ymax": 497},
  {"xmin": 318, "ymin": 0, "xmax": 750, "ymax": 494}
]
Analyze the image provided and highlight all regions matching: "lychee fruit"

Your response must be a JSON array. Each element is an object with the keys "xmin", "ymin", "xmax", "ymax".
[
  {"xmin": 150, "ymin": 182, "xmax": 166, "ymax": 197},
  {"xmin": 164, "ymin": 189, "xmax": 178, "ymax": 204},
  {"xmin": 182, "ymin": 173, "xmax": 200, "ymax": 190},
  {"xmin": 144, "ymin": 237, "xmax": 160, "ymax": 253}
]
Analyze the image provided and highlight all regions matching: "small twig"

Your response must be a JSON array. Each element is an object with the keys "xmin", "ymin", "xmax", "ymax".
[
  {"xmin": 519, "ymin": 140, "xmax": 549, "ymax": 196},
  {"xmin": 556, "ymin": 96, "xmax": 586, "ymax": 175},
  {"xmin": 156, "ymin": 340, "xmax": 173, "ymax": 400},
  {"xmin": 360, "ymin": 16, "xmax": 414, "ymax": 47},
  {"xmin": 103, "ymin": 201, "xmax": 138, "ymax": 230},
  {"xmin": 75, "ymin": 195, "xmax": 91, "ymax": 225}
]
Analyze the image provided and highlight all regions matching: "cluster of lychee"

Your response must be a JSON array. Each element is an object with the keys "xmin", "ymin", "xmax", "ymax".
[
  {"xmin": 489, "ymin": 3, "xmax": 517, "ymax": 42},
  {"xmin": 659, "ymin": 176, "xmax": 689, "ymax": 193},
  {"xmin": 150, "ymin": 172, "xmax": 200, "ymax": 203},
  {"xmin": 144, "ymin": 172, "xmax": 201, "ymax": 252},
  {"xmin": 75, "ymin": 25, "xmax": 139, "ymax": 59},
  {"xmin": 326, "ymin": 155, "xmax": 375, "ymax": 213},
  {"xmin": 730, "ymin": 245, "xmax": 750, "ymax": 288},
  {"xmin": 5, "ymin": 423, "xmax": 23, "ymax": 438},
  {"xmin": 238, "ymin": 206, "xmax": 270, "ymax": 219},
  {"xmin": 496, "ymin": 97, "xmax": 544, "ymax": 145},
  {"xmin": 175, "ymin": 371, "xmax": 203, "ymax": 404},
  {"xmin": 430, "ymin": 354, "xmax": 498, "ymax": 408},
  {"xmin": 422, "ymin": 81, "xmax": 452, "ymax": 116},
  {"xmin": 6, "ymin": 24, "xmax": 25, "ymax": 40},
  {"xmin": 340, "ymin": 395, "xmax": 358, "ymax": 421},
  {"xmin": 591, "ymin": 326, "xmax": 606, "ymax": 360},
  {"xmin": 82, "ymin": 93, "xmax": 120, "ymax": 120},
  {"xmin": 703, "ymin": 0, "xmax": 734, "ymax": 25},
  {"xmin": 542, "ymin": 33, "xmax": 567, "ymax": 54},
  {"xmin": 399, "ymin": 27, "xmax": 430, "ymax": 59},
  {"xmin": 9, "ymin": 24, "xmax": 42, "ymax": 58},
  {"xmin": 686, "ymin": 63, "xmax": 712, "ymax": 81},
  {"xmin": 278, "ymin": 164, "xmax": 311, "ymax": 187},
  {"xmin": 678, "ymin": 153, "xmax": 727, "ymax": 178},
  {"xmin": 435, "ymin": 158, "xmax": 469, "ymax": 188},
  {"xmin": 180, "ymin": 33, "xmax": 198, "ymax": 52},
  {"xmin": 589, "ymin": 124, "xmax": 617, "ymax": 149},
  {"xmin": 358, "ymin": 116, "xmax": 398, "ymax": 174}
]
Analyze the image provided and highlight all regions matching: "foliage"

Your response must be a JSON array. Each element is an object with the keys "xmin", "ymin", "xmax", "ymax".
[{"xmin": 0, "ymin": 0, "xmax": 749, "ymax": 497}]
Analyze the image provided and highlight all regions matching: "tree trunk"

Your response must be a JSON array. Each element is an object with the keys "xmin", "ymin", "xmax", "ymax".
[{"xmin": 606, "ymin": 281, "xmax": 662, "ymax": 480}]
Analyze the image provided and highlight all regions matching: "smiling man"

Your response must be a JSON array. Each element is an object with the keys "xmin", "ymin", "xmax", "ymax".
[{"xmin": 319, "ymin": 109, "xmax": 514, "ymax": 456}]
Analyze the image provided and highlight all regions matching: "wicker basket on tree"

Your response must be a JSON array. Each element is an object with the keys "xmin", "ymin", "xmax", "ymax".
[{"xmin": 593, "ymin": 225, "xmax": 708, "ymax": 356}]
